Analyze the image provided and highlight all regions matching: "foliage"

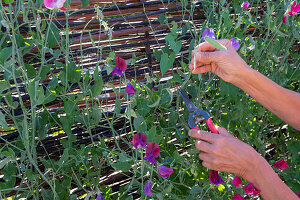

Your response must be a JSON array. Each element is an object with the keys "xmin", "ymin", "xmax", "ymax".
[{"xmin": 0, "ymin": 0, "xmax": 299, "ymax": 199}]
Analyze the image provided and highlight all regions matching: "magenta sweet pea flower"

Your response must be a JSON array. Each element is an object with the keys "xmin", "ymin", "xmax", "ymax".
[
  {"xmin": 125, "ymin": 82, "xmax": 137, "ymax": 95},
  {"xmin": 96, "ymin": 193, "xmax": 103, "ymax": 200},
  {"xmin": 233, "ymin": 194, "xmax": 246, "ymax": 200},
  {"xmin": 202, "ymin": 29, "xmax": 215, "ymax": 41},
  {"xmin": 283, "ymin": 15, "xmax": 287, "ymax": 23},
  {"xmin": 223, "ymin": 2, "xmax": 227, "ymax": 7},
  {"xmin": 158, "ymin": 166, "xmax": 174, "ymax": 178},
  {"xmin": 115, "ymin": 56, "xmax": 127, "ymax": 71},
  {"xmin": 243, "ymin": 183, "xmax": 260, "ymax": 195},
  {"xmin": 230, "ymin": 38, "xmax": 240, "ymax": 50},
  {"xmin": 288, "ymin": 1, "xmax": 300, "ymax": 16},
  {"xmin": 296, "ymin": 191, "xmax": 300, "ymax": 198},
  {"xmin": 232, "ymin": 176, "xmax": 242, "ymax": 188},
  {"xmin": 144, "ymin": 182, "xmax": 153, "ymax": 196},
  {"xmin": 132, "ymin": 132, "xmax": 147, "ymax": 149},
  {"xmin": 144, "ymin": 142, "xmax": 160, "ymax": 164},
  {"xmin": 241, "ymin": 1, "xmax": 250, "ymax": 10},
  {"xmin": 44, "ymin": 0, "xmax": 67, "ymax": 10},
  {"xmin": 209, "ymin": 170, "xmax": 224, "ymax": 185},
  {"xmin": 274, "ymin": 159, "xmax": 290, "ymax": 169}
]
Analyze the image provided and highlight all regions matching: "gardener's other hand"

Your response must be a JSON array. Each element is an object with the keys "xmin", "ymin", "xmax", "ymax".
[
  {"xmin": 188, "ymin": 39, "xmax": 250, "ymax": 84},
  {"xmin": 188, "ymin": 127, "xmax": 262, "ymax": 183}
]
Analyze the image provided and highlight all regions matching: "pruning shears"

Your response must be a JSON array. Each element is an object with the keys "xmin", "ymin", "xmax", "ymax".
[{"xmin": 178, "ymin": 88, "xmax": 219, "ymax": 134}]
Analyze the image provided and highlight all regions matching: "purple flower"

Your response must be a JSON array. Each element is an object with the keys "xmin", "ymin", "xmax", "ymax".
[
  {"xmin": 132, "ymin": 132, "xmax": 147, "ymax": 149},
  {"xmin": 243, "ymin": 183, "xmax": 260, "ymax": 195},
  {"xmin": 233, "ymin": 194, "xmax": 246, "ymax": 200},
  {"xmin": 241, "ymin": 1, "xmax": 250, "ymax": 10},
  {"xmin": 209, "ymin": 170, "xmax": 224, "ymax": 185},
  {"xmin": 144, "ymin": 142, "xmax": 160, "ymax": 164},
  {"xmin": 230, "ymin": 38, "xmax": 240, "ymax": 50},
  {"xmin": 125, "ymin": 82, "xmax": 137, "ymax": 95},
  {"xmin": 144, "ymin": 182, "xmax": 153, "ymax": 196},
  {"xmin": 111, "ymin": 65, "xmax": 124, "ymax": 76},
  {"xmin": 115, "ymin": 56, "xmax": 127, "ymax": 71},
  {"xmin": 202, "ymin": 29, "xmax": 215, "ymax": 41},
  {"xmin": 274, "ymin": 159, "xmax": 290, "ymax": 169},
  {"xmin": 283, "ymin": 15, "xmax": 287, "ymax": 23},
  {"xmin": 96, "ymin": 193, "xmax": 103, "ymax": 200},
  {"xmin": 232, "ymin": 176, "xmax": 242, "ymax": 188},
  {"xmin": 288, "ymin": 1, "xmax": 300, "ymax": 16},
  {"xmin": 158, "ymin": 166, "xmax": 174, "ymax": 178},
  {"xmin": 223, "ymin": 2, "xmax": 227, "ymax": 7}
]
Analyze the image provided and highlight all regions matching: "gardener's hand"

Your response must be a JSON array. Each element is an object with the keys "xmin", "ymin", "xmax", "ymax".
[
  {"xmin": 188, "ymin": 127, "xmax": 262, "ymax": 183},
  {"xmin": 188, "ymin": 39, "xmax": 250, "ymax": 84}
]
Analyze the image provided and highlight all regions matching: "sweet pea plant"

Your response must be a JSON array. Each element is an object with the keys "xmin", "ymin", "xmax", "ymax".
[{"xmin": 0, "ymin": 0, "xmax": 299, "ymax": 199}]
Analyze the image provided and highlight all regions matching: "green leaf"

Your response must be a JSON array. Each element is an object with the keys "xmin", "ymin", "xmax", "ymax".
[
  {"xmin": 204, "ymin": 36, "xmax": 227, "ymax": 50},
  {"xmin": 0, "ymin": 111, "xmax": 8, "ymax": 129},
  {"xmin": 0, "ymin": 157, "xmax": 10, "ymax": 169},
  {"xmin": 148, "ymin": 97, "xmax": 160, "ymax": 108},
  {"xmin": 36, "ymin": 86, "xmax": 45, "ymax": 105},
  {"xmin": 111, "ymin": 161, "xmax": 132, "ymax": 172},
  {"xmin": 133, "ymin": 116, "xmax": 147, "ymax": 133},
  {"xmin": 25, "ymin": 64, "xmax": 37, "ymax": 78},
  {"xmin": 91, "ymin": 77, "xmax": 103, "ymax": 97},
  {"xmin": 158, "ymin": 13, "xmax": 166, "ymax": 24},
  {"xmin": 3, "ymin": 0, "xmax": 14, "ymax": 4},
  {"xmin": 170, "ymin": 40, "xmax": 182, "ymax": 54},
  {"xmin": 47, "ymin": 23, "xmax": 60, "ymax": 48},
  {"xmin": 67, "ymin": 62, "xmax": 81, "ymax": 84},
  {"xmin": 115, "ymin": 98, "xmax": 121, "ymax": 116},
  {"xmin": 0, "ymin": 81, "xmax": 10, "ymax": 94},
  {"xmin": 0, "ymin": 47, "xmax": 12, "ymax": 64},
  {"xmin": 119, "ymin": 153, "xmax": 132, "ymax": 162},
  {"xmin": 136, "ymin": 98, "xmax": 151, "ymax": 117},
  {"xmin": 160, "ymin": 53, "xmax": 169, "ymax": 75},
  {"xmin": 5, "ymin": 94, "xmax": 18, "ymax": 109},
  {"xmin": 81, "ymin": 0, "xmax": 89, "ymax": 8}
]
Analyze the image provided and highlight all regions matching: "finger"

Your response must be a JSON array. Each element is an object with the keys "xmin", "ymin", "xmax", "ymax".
[
  {"xmin": 189, "ymin": 129, "xmax": 217, "ymax": 143},
  {"xmin": 198, "ymin": 152, "xmax": 214, "ymax": 161},
  {"xmin": 189, "ymin": 51, "xmax": 217, "ymax": 71},
  {"xmin": 196, "ymin": 42, "xmax": 218, "ymax": 52},
  {"xmin": 217, "ymin": 127, "xmax": 233, "ymax": 137},
  {"xmin": 195, "ymin": 140, "xmax": 213, "ymax": 153},
  {"xmin": 202, "ymin": 161, "xmax": 213, "ymax": 170},
  {"xmin": 191, "ymin": 64, "xmax": 212, "ymax": 74}
]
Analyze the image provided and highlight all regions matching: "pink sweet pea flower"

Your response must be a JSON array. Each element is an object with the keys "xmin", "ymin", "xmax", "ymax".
[
  {"xmin": 241, "ymin": 1, "xmax": 250, "ymax": 10},
  {"xmin": 115, "ymin": 56, "xmax": 127, "ymax": 71},
  {"xmin": 144, "ymin": 182, "xmax": 153, "ymax": 196},
  {"xmin": 209, "ymin": 170, "xmax": 224, "ymax": 185},
  {"xmin": 44, "ymin": 0, "xmax": 67, "ymax": 10},
  {"xmin": 283, "ymin": 15, "xmax": 287, "ymax": 23},
  {"xmin": 158, "ymin": 166, "xmax": 174, "ymax": 178},
  {"xmin": 243, "ymin": 183, "xmax": 260, "ymax": 195},
  {"xmin": 96, "ymin": 193, "xmax": 103, "ymax": 200},
  {"xmin": 296, "ymin": 191, "xmax": 300, "ymax": 198},
  {"xmin": 232, "ymin": 176, "xmax": 242, "ymax": 188},
  {"xmin": 202, "ymin": 29, "xmax": 215, "ymax": 41},
  {"xmin": 274, "ymin": 159, "xmax": 290, "ymax": 169},
  {"xmin": 230, "ymin": 38, "xmax": 240, "ymax": 50},
  {"xmin": 288, "ymin": 1, "xmax": 300, "ymax": 16},
  {"xmin": 125, "ymin": 82, "xmax": 137, "ymax": 95},
  {"xmin": 233, "ymin": 194, "xmax": 246, "ymax": 200},
  {"xmin": 132, "ymin": 133, "xmax": 147, "ymax": 149},
  {"xmin": 144, "ymin": 142, "xmax": 160, "ymax": 164}
]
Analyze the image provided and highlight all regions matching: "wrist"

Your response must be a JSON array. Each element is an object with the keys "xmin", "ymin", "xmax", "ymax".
[{"xmin": 230, "ymin": 63, "xmax": 253, "ymax": 87}]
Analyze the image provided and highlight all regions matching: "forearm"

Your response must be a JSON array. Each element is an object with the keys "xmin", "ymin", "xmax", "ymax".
[
  {"xmin": 247, "ymin": 156, "xmax": 298, "ymax": 200},
  {"xmin": 232, "ymin": 66, "xmax": 300, "ymax": 130}
]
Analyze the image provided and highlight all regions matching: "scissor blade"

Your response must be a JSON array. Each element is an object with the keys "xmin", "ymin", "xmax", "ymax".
[{"xmin": 178, "ymin": 88, "xmax": 198, "ymax": 112}]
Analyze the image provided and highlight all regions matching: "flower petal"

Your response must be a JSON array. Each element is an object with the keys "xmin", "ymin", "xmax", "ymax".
[
  {"xmin": 296, "ymin": 191, "xmax": 300, "ymax": 198},
  {"xmin": 223, "ymin": 2, "xmax": 227, "ymax": 7},
  {"xmin": 144, "ymin": 182, "xmax": 153, "ymax": 196},
  {"xmin": 111, "ymin": 66, "xmax": 124, "ymax": 76},
  {"xmin": 243, "ymin": 183, "xmax": 260, "ymax": 195},
  {"xmin": 115, "ymin": 56, "xmax": 127, "ymax": 71},
  {"xmin": 202, "ymin": 29, "xmax": 215, "ymax": 40},
  {"xmin": 230, "ymin": 38, "xmax": 240, "ymax": 50},
  {"xmin": 146, "ymin": 142, "xmax": 160, "ymax": 158},
  {"xmin": 233, "ymin": 194, "xmax": 246, "ymax": 200},
  {"xmin": 125, "ymin": 82, "xmax": 137, "ymax": 95},
  {"xmin": 96, "ymin": 193, "xmax": 103, "ymax": 200},
  {"xmin": 241, "ymin": 1, "xmax": 250, "ymax": 10},
  {"xmin": 209, "ymin": 170, "xmax": 224, "ymax": 185},
  {"xmin": 158, "ymin": 166, "xmax": 174, "ymax": 178},
  {"xmin": 44, "ymin": 0, "xmax": 66, "ymax": 9},
  {"xmin": 232, "ymin": 176, "xmax": 242, "ymax": 188},
  {"xmin": 274, "ymin": 159, "xmax": 290, "ymax": 169},
  {"xmin": 132, "ymin": 133, "xmax": 147, "ymax": 149},
  {"xmin": 282, "ymin": 15, "xmax": 287, "ymax": 23},
  {"xmin": 144, "ymin": 154, "xmax": 157, "ymax": 164}
]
